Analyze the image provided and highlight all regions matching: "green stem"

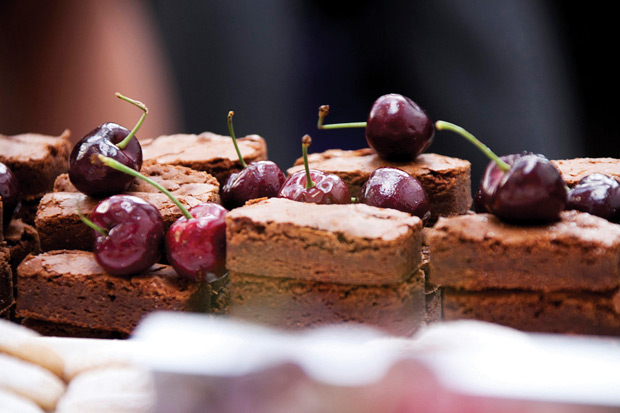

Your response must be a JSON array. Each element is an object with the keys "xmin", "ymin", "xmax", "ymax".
[
  {"xmin": 301, "ymin": 135, "xmax": 315, "ymax": 190},
  {"xmin": 76, "ymin": 200, "xmax": 107, "ymax": 236},
  {"xmin": 227, "ymin": 111, "xmax": 247, "ymax": 168},
  {"xmin": 435, "ymin": 120, "xmax": 510, "ymax": 172},
  {"xmin": 115, "ymin": 92, "xmax": 148, "ymax": 150},
  {"xmin": 95, "ymin": 155, "xmax": 193, "ymax": 220},
  {"xmin": 317, "ymin": 104, "xmax": 366, "ymax": 130}
]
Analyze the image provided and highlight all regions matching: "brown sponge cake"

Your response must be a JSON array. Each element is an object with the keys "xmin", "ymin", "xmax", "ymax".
[
  {"xmin": 286, "ymin": 148, "xmax": 471, "ymax": 223},
  {"xmin": 226, "ymin": 197, "xmax": 423, "ymax": 285},
  {"xmin": 552, "ymin": 157, "xmax": 620, "ymax": 186}
]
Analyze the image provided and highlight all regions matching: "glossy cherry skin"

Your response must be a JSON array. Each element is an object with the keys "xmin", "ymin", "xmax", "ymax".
[
  {"xmin": 278, "ymin": 170, "xmax": 351, "ymax": 204},
  {"xmin": 359, "ymin": 167, "xmax": 431, "ymax": 223},
  {"xmin": 0, "ymin": 162, "xmax": 20, "ymax": 229},
  {"xmin": 165, "ymin": 203, "xmax": 228, "ymax": 282},
  {"xmin": 366, "ymin": 93, "xmax": 434, "ymax": 162},
  {"xmin": 69, "ymin": 122, "xmax": 143, "ymax": 197},
  {"xmin": 91, "ymin": 195, "xmax": 164, "ymax": 276},
  {"xmin": 566, "ymin": 173, "xmax": 620, "ymax": 222},
  {"xmin": 221, "ymin": 160, "xmax": 286, "ymax": 210},
  {"xmin": 481, "ymin": 153, "xmax": 567, "ymax": 223},
  {"xmin": 474, "ymin": 153, "xmax": 523, "ymax": 213}
]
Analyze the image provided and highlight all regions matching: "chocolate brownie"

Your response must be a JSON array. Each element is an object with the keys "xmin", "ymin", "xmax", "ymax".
[
  {"xmin": 16, "ymin": 250, "xmax": 210, "ymax": 336},
  {"xmin": 226, "ymin": 197, "xmax": 424, "ymax": 285},
  {"xmin": 0, "ymin": 130, "xmax": 72, "ymax": 201},
  {"xmin": 426, "ymin": 211, "xmax": 620, "ymax": 292},
  {"xmin": 20, "ymin": 318, "xmax": 129, "ymax": 339},
  {"xmin": 552, "ymin": 157, "xmax": 620, "ymax": 186},
  {"xmin": 3, "ymin": 219, "xmax": 40, "ymax": 276},
  {"xmin": 0, "ymin": 246, "xmax": 12, "ymax": 319},
  {"xmin": 141, "ymin": 131, "xmax": 267, "ymax": 185},
  {"xmin": 228, "ymin": 269, "xmax": 426, "ymax": 336},
  {"xmin": 36, "ymin": 164, "xmax": 220, "ymax": 252},
  {"xmin": 286, "ymin": 148, "xmax": 471, "ymax": 223}
]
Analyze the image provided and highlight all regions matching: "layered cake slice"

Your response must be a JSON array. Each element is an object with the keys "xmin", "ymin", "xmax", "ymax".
[
  {"xmin": 552, "ymin": 157, "xmax": 620, "ymax": 186},
  {"xmin": 36, "ymin": 164, "xmax": 220, "ymax": 252},
  {"xmin": 286, "ymin": 148, "xmax": 471, "ymax": 223},
  {"xmin": 426, "ymin": 210, "xmax": 620, "ymax": 335},
  {"xmin": 141, "ymin": 131, "xmax": 267, "ymax": 185},
  {"xmin": 15, "ymin": 250, "xmax": 210, "ymax": 337},
  {"xmin": 226, "ymin": 197, "xmax": 426, "ymax": 335}
]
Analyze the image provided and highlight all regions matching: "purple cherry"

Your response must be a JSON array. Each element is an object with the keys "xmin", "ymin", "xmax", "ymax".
[
  {"xmin": 359, "ymin": 167, "xmax": 430, "ymax": 222},
  {"xmin": 89, "ymin": 195, "xmax": 164, "ymax": 276},
  {"xmin": 0, "ymin": 162, "xmax": 20, "ymax": 229},
  {"xmin": 566, "ymin": 173, "xmax": 620, "ymax": 222},
  {"xmin": 69, "ymin": 93, "xmax": 147, "ymax": 197}
]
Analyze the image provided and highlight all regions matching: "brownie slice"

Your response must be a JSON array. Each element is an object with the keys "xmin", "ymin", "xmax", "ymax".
[
  {"xmin": 3, "ymin": 219, "xmax": 40, "ymax": 276},
  {"xmin": 37, "ymin": 164, "xmax": 220, "ymax": 252},
  {"xmin": 552, "ymin": 157, "xmax": 620, "ymax": 186},
  {"xmin": 0, "ymin": 130, "xmax": 72, "ymax": 201},
  {"xmin": 0, "ymin": 246, "xmax": 12, "ymax": 319},
  {"xmin": 16, "ymin": 250, "xmax": 210, "ymax": 335},
  {"xmin": 226, "ymin": 198, "xmax": 423, "ymax": 285},
  {"xmin": 426, "ymin": 211, "xmax": 620, "ymax": 292},
  {"xmin": 228, "ymin": 269, "xmax": 426, "ymax": 336},
  {"xmin": 141, "ymin": 131, "xmax": 267, "ymax": 185},
  {"xmin": 287, "ymin": 148, "xmax": 471, "ymax": 224}
]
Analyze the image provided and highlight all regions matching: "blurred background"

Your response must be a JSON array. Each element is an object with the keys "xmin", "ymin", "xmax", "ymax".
[{"xmin": 0, "ymin": 0, "xmax": 616, "ymax": 186}]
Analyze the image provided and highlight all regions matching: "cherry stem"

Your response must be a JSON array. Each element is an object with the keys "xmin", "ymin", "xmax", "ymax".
[
  {"xmin": 317, "ymin": 105, "xmax": 366, "ymax": 130},
  {"xmin": 435, "ymin": 120, "xmax": 510, "ymax": 172},
  {"xmin": 115, "ymin": 92, "xmax": 148, "ymax": 150},
  {"xmin": 227, "ymin": 111, "xmax": 247, "ymax": 168},
  {"xmin": 76, "ymin": 199, "xmax": 107, "ymax": 236},
  {"xmin": 94, "ymin": 154, "xmax": 193, "ymax": 220},
  {"xmin": 302, "ymin": 135, "xmax": 315, "ymax": 190}
]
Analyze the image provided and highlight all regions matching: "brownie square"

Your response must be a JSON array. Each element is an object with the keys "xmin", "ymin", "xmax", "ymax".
[
  {"xmin": 228, "ymin": 269, "xmax": 426, "ymax": 336},
  {"xmin": 16, "ymin": 250, "xmax": 210, "ymax": 335},
  {"xmin": 552, "ymin": 157, "xmax": 620, "ymax": 186},
  {"xmin": 0, "ymin": 130, "xmax": 72, "ymax": 201},
  {"xmin": 3, "ymin": 219, "xmax": 40, "ymax": 276},
  {"xmin": 226, "ymin": 198, "xmax": 424, "ymax": 285},
  {"xmin": 141, "ymin": 131, "xmax": 267, "ymax": 185},
  {"xmin": 286, "ymin": 148, "xmax": 472, "ymax": 223},
  {"xmin": 426, "ymin": 211, "xmax": 620, "ymax": 292}
]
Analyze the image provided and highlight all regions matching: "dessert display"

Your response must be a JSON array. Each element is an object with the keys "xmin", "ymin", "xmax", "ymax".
[{"xmin": 225, "ymin": 197, "xmax": 426, "ymax": 335}]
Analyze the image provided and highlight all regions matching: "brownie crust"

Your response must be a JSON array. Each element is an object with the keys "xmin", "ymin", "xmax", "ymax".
[
  {"xmin": 286, "ymin": 148, "xmax": 472, "ymax": 223},
  {"xmin": 552, "ymin": 157, "xmax": 620, "ymax": 186},
  {"xmin": 226, "ymin": 198, "xmax": 423, "ymax": 285},
  {"xmin": 16, "ymin": 250, "xmax": 210, "ymax": 335},
  {"xmin": 426, "ymin": 211, "xmax": 620, "ymax": 292},
  {"xmin": 228, "ymin": 269, "xmax": 426, "ymax": 336},
  {"xmin": 141, "ymin": 132, "xmax": 267, "ymax": 185}
]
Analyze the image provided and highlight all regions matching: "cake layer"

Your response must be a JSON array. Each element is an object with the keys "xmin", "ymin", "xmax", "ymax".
[
  {"xmin": 16, "ymin": 250, "xmax": 210, "ymax": 335},
  {"xmin": 286, "ymin": 148, "xmax": 472, "ymax": 223},
  {"xmin": 426, "ymin": 211, "xmax": 620, "ymax": 292},
  {"xmin": 37, "ymin": 164, "xmax": 220, "ymax": 252},
  {"xmin": 228, "ymin": 269, "xmax": 425, "ymax": 336},
  {"xmin": 443, "ymin": 288, "xmax": 620, "ymax": 336},
  {"xmin": 226, "ymin": 198, "xmax": 423, "ymax": 285},
  {"xmin": 0, "ymin": 130, "xmax": 72, "ymax": 201},
  {"xmin": 141, "ymin": 131, "xmax": 267, "ymax": 185},
  {"xmin": 552, "ymin": 157, "xmax": 620, "ymax": 186}
]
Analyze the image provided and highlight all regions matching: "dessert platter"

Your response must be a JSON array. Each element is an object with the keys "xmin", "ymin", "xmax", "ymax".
[{"xmin": 2, "ymin": 92, "xmax": 620, "ymax": 412}]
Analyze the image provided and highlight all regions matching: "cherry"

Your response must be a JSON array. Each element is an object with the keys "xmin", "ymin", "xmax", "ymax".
[
  {"xmin": 0, "ymin": 162, "xmax": 20, "ymax": 230},
  {"xmin": 68, "ymin": 93, "xmax": 147, "ymax": 197},
  {"xmin": 278, "ymin": 135, "xmax": 350, "ymax": 204},
  {"xmin": 359, "ymin": 167, "xmax": 431, "ymax": 223},
  {"xmin": 95, "ymin": 155, "xmax": 228, "ymax": 282},
  {"xmin": 317, "ymin": 93, "xmax": 434, "ymax": 161},
  {"xmin": 79, "ymin": 195, "xmax": 164, "ymax": 276},
  {"xmin": 566, "ymin": 173, "xmax": 620, "ymax": 222},
  {"xmin": 220, "ymin": 111, "xmax": 286, "ymax": 209},
  {"xmin": 435, "ymin": 121, "xmax": 567, "ymax": 223}
]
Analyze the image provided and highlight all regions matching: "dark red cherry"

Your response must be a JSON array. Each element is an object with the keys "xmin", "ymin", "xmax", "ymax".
[
  {"xmin": 90, "ymin": 195, "xmax": 164, "ymax": 276},
  {"xmin": 278, "ymin": 135, "xmax": 350, "ymax": 205},
  {"xmin": 486, "ymin": 154, "xmax": 567, "ymax": 222},
  {"xmin": 566, "ymin": 173, "xmax": 620, "ymax": 222},
  {"xmin": 475, "ymin": 153, "xmax": 523, "ymax": 213},
  {"xmin": 359, "ymin": 167, "xmax": 430, "ymax": 223},
  {"xmin": 366, "ymin": 94, "xmax": 434, "ymax": 161},
  {"xmin": 220, "ymin": 112, "xmax": 286, "ymax": 209},
  {"xmin": 0, "ymin": 162, "xmax": 20, "ymax": 229},
  {"xmin": 221, "ymin": 161, "xmax": 286, "ymax": 209},
  {"xmin": 69, "ymin": 93, "xmax": 147, "ymax": 198},
  {"xmin": 165, "ymin": 203, "xmax": 228, "ymax": 282}
]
